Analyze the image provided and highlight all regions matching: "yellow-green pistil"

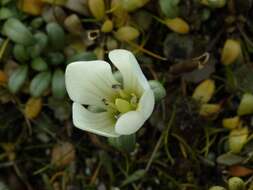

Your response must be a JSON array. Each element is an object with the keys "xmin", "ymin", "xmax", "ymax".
[{"xmin": 103, "ymin": 84, "xmax": 139, "ymax": 118}]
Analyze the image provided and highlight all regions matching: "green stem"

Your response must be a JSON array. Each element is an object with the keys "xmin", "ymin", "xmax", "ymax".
[
  {"xmin": 164, "ymin": 107, "xmax": 176, "ymax": 164},
  {"xmin": 145, "ymin": 106, "xmax": 176, "ymax": 171}
]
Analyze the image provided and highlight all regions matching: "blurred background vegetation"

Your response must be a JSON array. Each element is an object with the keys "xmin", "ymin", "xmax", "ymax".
[{"xmin": 1, "ymin": 0, "xmax": 253, "ymax": 189}]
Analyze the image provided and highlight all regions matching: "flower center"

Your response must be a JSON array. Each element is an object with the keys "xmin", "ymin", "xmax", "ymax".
[{"xmin": 103, "ymin": 84, "xmax": 139, "ymax": 118}]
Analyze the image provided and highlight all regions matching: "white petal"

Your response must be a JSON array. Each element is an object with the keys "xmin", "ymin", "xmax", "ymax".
[
  {"xmin": 137, "ymin": 89, "xmax": 155, "ymax": 120},
  {"xmin": 109, "ymin": 49, "xmax": 150, "ymax": 96},
  {"xmin": 65, "ymin": 61, "xmax": 119, "ymax": 108},
  {"xmin": 114, "ymin": 89, "xmax": 155, "ymax": 135},
  {"xmin": 115, "ymin": 111, "xmax": 145, "ymax": 135},
  {"xmin": 73, "ymin": 103, "xmax": 119, "ymax": 137}
]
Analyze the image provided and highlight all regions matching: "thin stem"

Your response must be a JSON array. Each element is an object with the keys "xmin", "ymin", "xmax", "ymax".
[
  {"xmin": 126, "ymin": 40, "xmax": 167, "ymax": 61},
  {"xmin": 136, "ymin": 107, "xmax": 176, "ymax": 189}
]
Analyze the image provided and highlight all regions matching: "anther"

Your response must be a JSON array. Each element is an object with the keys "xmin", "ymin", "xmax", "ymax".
[
  {"xmin": 102, "ymin": 98, "xmax": 108, "ymax": 105},
  {"xmin": 112, "ymin": 84, "xmax": 123, "ymax": 89}
]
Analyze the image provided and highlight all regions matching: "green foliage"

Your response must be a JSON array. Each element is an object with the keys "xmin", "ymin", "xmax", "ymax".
[
  {"xmin": 0, "ymin": 7, "xmax": 14, "ymax": 20},
  {"xmin": 52, "ymin": 69, "xmax": 66, "ymax": 99},
  {"xmin": 30, "ymin": 71, "xmax": 51, "ymax": 97},
  {"xmin": 13, "ymin": 44, "xmax": 29, "ymax": 62},
  {"xmin": 3, "ymin": 18, "xmax": 35, "ymax": 46},
  {"xmin": 31, "ymin": 57, "xmax": 48, "ymax": 71},
  {"xmin": 8, "ymin": 65, "xmax": 28, "ymax": 93},
  {"xmin": 29, "ymin": 32, "xmax": 48, "ymax": 58},
  {"xmin": 159, "ymin": 0, "xmax": 180, "ymax": 18},
  {"xmin": 66, "ymin": 52, "xmax": 97, "ymax": 64},
  {"xmin": 108, "ymin": 134, "xmax": 136, "ymax": 152},
  {"xmin": 46, "ymin": 22, "xmax": 65, "ymax": 50},
  {"xmin": 149, "ymin": 80, "xmax": 166, "ymax": 102}
]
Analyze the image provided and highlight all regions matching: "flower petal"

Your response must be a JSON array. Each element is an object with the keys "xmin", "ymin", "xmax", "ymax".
[
  {"xmin": 114, "ymin": 89, "xmax": 155, "ymax": 135},
  {"xmin": 65, "ymin": 61, "xmax": 119, "ymax": 108},
  {"xmin": 137, "ymin": 89, "xmax": 155, "ymax": 120},
  {"xmin": 115, "ymin": 111, "xmax": 145, "ymax": 135},
  {"xmin": 73, "ymin": 103, "xmax": 119, "ymax": 137},
  {"xmin": 109, "ymin": 49, "xmax": 150, "ymax": 96}
]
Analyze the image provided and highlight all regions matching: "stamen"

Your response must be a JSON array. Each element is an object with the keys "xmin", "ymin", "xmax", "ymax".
[
  {"xmin": 112, "ymin": 84, "xmax": 123, "ymax": 89},
  {"xmin": 112, "ymin": 84, "xmax": 129, "ymax": 99},
  {"xmin": 102, "ymin": 98, "xmax": 108, "ymax": 105},
  {"xmin": 102, "ymin": 98, "xmax": 118, "ymax": 110},
  {"xmin": 107, "ymin": 102, "xmax": 117, "ymax": 110},
  {"xmin": 130, "ymin": 93, "xmax": 138, "ymax": 105},
  {"xmin": 103, "ymin": 89, "xmax": 139, "ymax": 118},
  {"xmin": 114, "ymin": 114, "xmax": 120, "ymax": 120}
]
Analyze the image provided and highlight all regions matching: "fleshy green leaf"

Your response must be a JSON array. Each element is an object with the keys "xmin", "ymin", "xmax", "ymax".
[
  {"xmin": 149, "ymin": 80, "xmax": 166, "ymax": 102},
  {"xmin": 3, "ymin": 18, "xmax": 35, "ymax": 46},
  {"xmin": 29, "ymin": 32, "xmax": 48, "ymax": 58},
  {"xmin": 108, "ymin": 134, "xmax": 136, "ymax": 152},
  {"xmin": 47, "ymin": 52, "xmax": 65, "ymax": 65},
  {"xmin": 159, "ymin": 0, "xmax": 180, "ymax": 18},
  {"xmin": 13, "ymin": 44, "xmax": 30, "ymax": 62},
  {"xmin": 31, "ymin": 57, "xmax": 48, "ymax": 71},
  {"xmin": 228, "ymin": 177, "xmax": 245, "ymax": 190},
  {"xmin": 52, "ymin": 69, "xmax": 66, "ymax": 99},
  {"xmin": 216, "ymin": 153, "xmax": 244, "ymax": 166},
  {"xmin": 46, "ymin": 22, "xmax": 65, "ymax": 50},
  {"xmin": 30, "ymin": 71, "xmax": 51, "ymax": 97},
  {"xmin": 66, "ymin": 52, "xmax": 97, "ymax": 64},
  {"xmin": 8, "ymin": 65, "xmax": 28, "ymax": 93},
  {"xmin": 0, "ymin": 7, "xmax": 14, "ymax": 20}
]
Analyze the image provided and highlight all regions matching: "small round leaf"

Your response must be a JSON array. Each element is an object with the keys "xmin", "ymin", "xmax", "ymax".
[
  {"xmin": 52, "ymin": 69, "xmax": 66, "ymax": 99},
  {"xmin": 30, "ymin": 71, "xmax": 51, "ymax": 97},
  {"xmin": 8, "ymin": 65, "xmax": 28, "ymax": 93}
]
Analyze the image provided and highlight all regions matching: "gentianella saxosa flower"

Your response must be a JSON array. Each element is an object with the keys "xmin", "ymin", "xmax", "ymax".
[{"xmin": 65, "ymin": 49, "xmax": 155, "ymax": 137}]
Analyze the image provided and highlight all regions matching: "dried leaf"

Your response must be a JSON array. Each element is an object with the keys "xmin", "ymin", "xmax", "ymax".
[
  {"xmin": 222, "ymin": 116, "xmax": 241, "ymax": 130},
  {"xmin": 228, "ymin": 165, "xmax": 253, "ymax": 177},
  {"xmin": 221, "ymin": 39, "xmax": 241, "ymax": 65},
  {"xmin": 20, "ymin": 0, "xmax": 44, "ymax": 16},
  {"xmin": 229, "ymin": 127, "xmax": 249, "ymax": 154},
  {"xmin": 165, "ymin": 17, "xmax": 190, "ymax": 34},
  {"xmin": 51, "ymin": 142, "xmax": 76, "ymax": 167},
  {"xmin": 237, "ymin": 93, "xmax": 253, "ymax": 116},
  {"xmin": 24, "ymin": 97, "xmax": 42, "ymax": 119},
  {"xmin": 192, "ymin": 79, "xmax": 215, "ymax": 103},
  {"xmin": 0, "ymin": 70, "xmax": 7, "ymax": 86}
]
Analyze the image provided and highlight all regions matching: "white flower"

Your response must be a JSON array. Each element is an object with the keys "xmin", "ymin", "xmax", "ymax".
[{"xmin": 65, "ymin": 49, "xmax": 155, "ymax": 137}]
